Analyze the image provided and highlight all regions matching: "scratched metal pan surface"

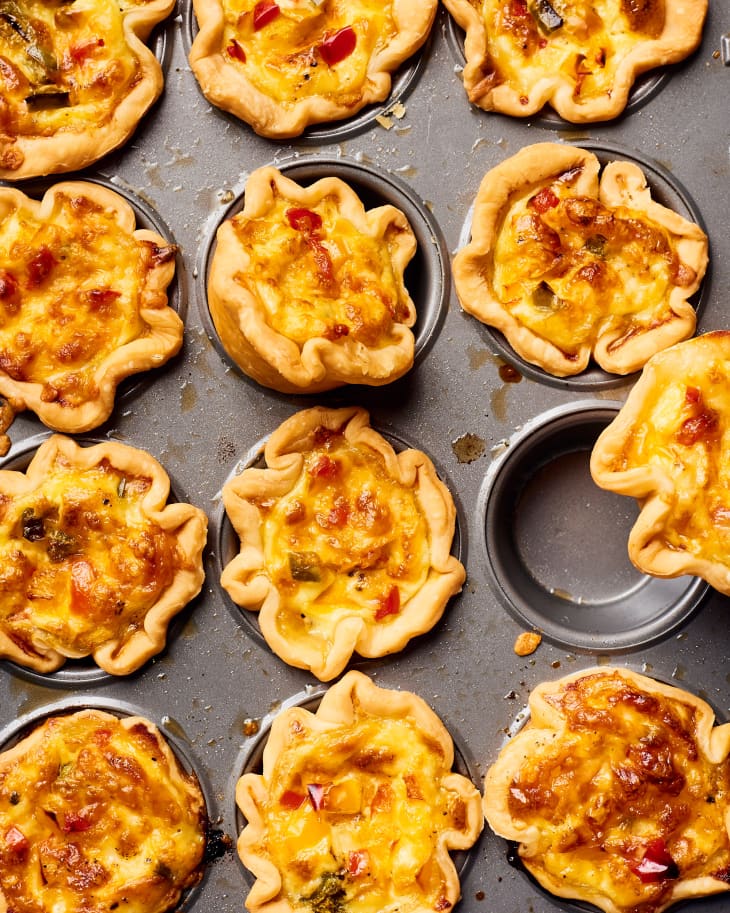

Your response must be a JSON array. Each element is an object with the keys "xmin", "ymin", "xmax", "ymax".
[{"xmin": 0, "ymin": 3, "xmax": 729, "ymax": 912}]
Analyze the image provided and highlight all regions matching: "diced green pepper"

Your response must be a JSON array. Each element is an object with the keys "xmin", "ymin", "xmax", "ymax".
[
  {"xmin": 529, "ymin": 0, "xmax": 563, "ymax": 33},
  {"xmin": 289, "ymin": 551, "xmax": 321, "ymax": 582}
]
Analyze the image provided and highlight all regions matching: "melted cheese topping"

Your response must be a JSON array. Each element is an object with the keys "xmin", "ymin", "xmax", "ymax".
[
  {"xmin": 612, "ymin": 348, "xmax": 730, "ymax": 564},
  {"xmin": 492, "ymin": 167, "xmax": 694, "ymax": 356},
  {"xmin": 0, "ymin": 0, "xmax": 144, "ymax": 137},
  {"xmin": 0, "ymin": 454, "xmax": 181, "ymax": 658},
  {"xmin": 0, "ymin": 712, "xmax": 206, "ymax": 913},
  {"xmin": 232, "ymin": 192, "xmax": 411, "ymax": 346},
  {"xmin": 0, "ymin": 191, "xmax": 173, "ymax": 407},
  {"xmin": 253, "ymin": 428, "xmax": 429, "ymax": 655},
  {"xmin": 257, "ymin": 710, "xmax": 466, "ymax": 912},
  {"xmin": 508, "ymin": 671, "xmax": 730, "ymax": 912},
  {"xmin": 477, "ymin": 0, "xmax": 664, "ymax": 102},
  {"xmin": 220, "ymin": 0, "xmax": 396, "ymax": 106}
]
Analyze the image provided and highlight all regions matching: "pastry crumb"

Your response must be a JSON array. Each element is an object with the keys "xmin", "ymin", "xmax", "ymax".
[
  {"xmin": 375, "ymin": 114, "xmax": 394, "ymax": 130},
  {"xmin": 389, "ymin": 101, "xmax": 406, "ymax": 119},
  {"xmin": 514, "ymin": 631, "xmax": 542, "ymax": 656}
]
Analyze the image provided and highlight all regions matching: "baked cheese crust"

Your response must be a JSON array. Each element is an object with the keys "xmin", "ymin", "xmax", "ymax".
[
  {"xmin": 591, "ymin": 331, "xmax": 730, "ymax": 594},
  {"xmin": 0, "ymin": 434, "xmax": 207, "ymax": 675},
  {"xmin": 0, "ymin": 181, "xmax": 183, "ymax": 437},
  {"xmin": 237, "ymin": 670, "xmax": 483, "ymax": 913},
  {"xmin": 484, "ymin": 667, "xmax": 730, "ymax": 913},
  {"xmin": 0, "ymin": 709, "xmax": 206, "ymax": 913},
  {"xmin": 208, "ymin": 166, "xmax": 417, "ymax": 394},
  {"xmin": 442, "ymin": 0, "xmax": 708, "ymax": 122},
  {"xmin": 453, "ymin": 144, "xmax": 707, "ymax": 377},
  {"xmin": 189, "ymin": 0, "xmax": 437, "ymax": 138},
  {"xmin": 0, "ymin": 0, "xmax": 174, "ymax": 179},
  {"xmin": 221, "ymin": 406, "xmax": 465, "ymax": 681}
]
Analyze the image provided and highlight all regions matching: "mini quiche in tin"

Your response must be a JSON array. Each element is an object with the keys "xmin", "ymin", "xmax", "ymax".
[
  {"xmin": 237, "ymin": 670, "xmax": 483, "ymax": 913},
  {"xmin": 0, "ymin": 434, "xmax": 207, "ymax": 675},
  {"xmin": 221, "ymin": 406, "xmax": 465, "ymax": 681},
  {"xmin": 207, "ymin": 166, "xmax": 417, "ymax": 394}
]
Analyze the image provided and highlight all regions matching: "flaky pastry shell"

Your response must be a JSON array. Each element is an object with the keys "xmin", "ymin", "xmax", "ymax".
[
  {"xmin": 453, "ymin": 144, "xmax": 707, "ymax": 377},
  {"xmin": 0, "ymin": 434, "xmax": 207, "ymax": 675},
  {"xmin": 221, "ymin": 406, "xmax": 465, "ymax": 681},
  {"xmin": 0, "ymin": 0, "xmax": 175, "ymax": 180},
  {"xmin": 0, "ymin": 708, "xmax": 207, "ymax": 913},
  {"xmin": 236, "ymin": 670, "xmax": 483, "ymax": 913},
  {"xmin": 208, "ymin": 166, "xmax": 417, "ymax": 394},
  {"xmin": 189, "ymin": 0, "xmax": 437, "ymax": 138},
  {"xmin": 0, "ymin": 181, "xmax": 183, "ymax": 436},
  {"xmin": 591, "ymin": 331, "xmax": 730, "ymax": 594},
  {"xmin": 484, "ymin": 666, "xmax": 730, "ymax": 913},
  {"xmin": 442, "ymin": 0, "xmax": 708, "ymax": 122}
]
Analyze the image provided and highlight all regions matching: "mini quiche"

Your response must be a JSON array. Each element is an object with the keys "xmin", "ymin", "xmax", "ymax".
[
  {"xmin": 0, "ymin": 0, "xmax": 175, "ymax": 180},
  {"xmin": 189, "ymin": 0, "xmax": 437, "ymax": 138},
  {"xmin": 208, "ymin": 166, "xmax": 417, "ymax": 394},
  {"xmin": 591, "ymin": 331, "xmax": 730, "ymax": 594},
  {"xmin": 484, "ymin": 666, "xmax": 730, "ymax": 913},
  {"xmin": 0, "ymin": 181, "xmax": 182, "ymax": 438},
  {"xmin": 0, "ymin": 434, "xmax": 207, "ymax": 675},
  {"xmin": 237, "ymin": 670, "xmax": 483, "ymax": 913},
  {"xmin": 453, "ymin": 144, "xmax": 708, "ymax": 377},
  {"xmin": 221, "ymin": 406, "xmax": 465, "ymax": 681},
  {"xmin": 442, "ymin": 0, "xmax": 708, "ymax": 122},
  {"xmin": 0, "ymin": 708, "xmax": 207, "ymax": 913}
]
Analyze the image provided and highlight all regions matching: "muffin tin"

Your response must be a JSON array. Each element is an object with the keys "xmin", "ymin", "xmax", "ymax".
[{"xmin": 1, "ymin": 3, "xmax": 729, "ymax": 912}]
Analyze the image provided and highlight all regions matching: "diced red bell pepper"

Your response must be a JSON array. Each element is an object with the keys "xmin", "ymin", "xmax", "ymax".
[
  {"xmin": 26, "ymin": 247, "xmax": 57, "ymax": 288},
  {"xmin": 347, "ymin": 849, "xmax": 369, "ymax": 876},
  {"xmin": 309, "ymin": 454, "xmax": 340, "ymax": 480},
  {"xmin": 5, "ymin": 825, "xmax": 28, "ymax": 855},
  {"xmin": 319, "ymin": 26, "xmax": 356, "ymax": 66},
  {"xmin": 227, "ymin": 39, "xmax": 246, "ymax": 62},
  {"xmin": 279, "ymin": 790, "xmax": 306, "ymax": 810},
  {"xmin": 307, "ymin": 783, "xmax": 326, "ymax": 810},
  {"xmin": 253, "ymin": 0, "xmax": 280, "ymax": 30},
  {"xmin": 62, "ymin": 807, "xmax": 94, "ymax": 833},
  {"xmin": 629, "ymin": 838, "xmax": 679, "ymax": 883},
  {"xmin": 528, "ymin": 187, "xmax": 560, "ymax": 213},
  {"xmin": 287, "ymin": 208, "xmax": 323, "ymax": 233},
  {"xmin": 375, "ymin": 586, "xmax": 400, "ymax": 621}
]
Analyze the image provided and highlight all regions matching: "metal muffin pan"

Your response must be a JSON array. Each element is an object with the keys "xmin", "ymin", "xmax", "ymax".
[{"xmin": 1, "ymin": 2, "xmax": 729, "ymax": 911}]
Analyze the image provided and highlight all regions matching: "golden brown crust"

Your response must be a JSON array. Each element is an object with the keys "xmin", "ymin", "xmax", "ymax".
[
  {"xmin": 208, "ymin": 166, "xmax": 416, "ymax": 394},
  {"xmin": 484, "ymin": 666, "xmax": 730, "ymax": 913},
  {"xmin": 189, "ymin": 0, "xmax": 437, "ymax": 138},
  {"xmin": 453, "ymin": 143, "xmax": 707, "ymax": 377},
  {"xmin": 591, "ymin": 331, "xmax": 730, "ymax": 593},
  {"xmin": 0, "ymin": 708, "xmax": 207, "ymax": 913},
  {"xmin": 236, "ymin": 670, "xmax": 483, "ymax": 913},
  {"xmin": 221, "ymin": 406, "xmax": 465, "ymax": 681},
  {"xmin": 0, "ymin": 434, "xmax": 207, "ymax": 675},
  {"xmin": 443, "ymin": 0, "xmax": 708, "ymax": 122},
  {"xmin": 0, "ymin": 0, "xmax": 174, "ymax": 180},
  {"xmin": 0, "ymin": 181, "xmax": 182, "ymax": 434}
]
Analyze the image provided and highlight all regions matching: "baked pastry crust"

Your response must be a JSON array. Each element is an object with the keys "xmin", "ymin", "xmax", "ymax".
[
  {"xmin": 0, "ymin": 434, "xmax": 207, "ymax": 675},
  {"xmin": 591, "ymin": 331, "xmax": 730, "ymax": 593},
  {"xmin": 442, "ymin": 0, "xmax": 708, "ymax": 122},
  {"xmin": 0, "ymin": 181, "xmax": 182, "ymax": 435},
  {"xmin": 237, "ymin": 669, "xmax": 483, "ymax": 913},
  {"xmin": 189, "ymin": 0, "xmax": 437, "ymax": 138},
  {"xmin": 484, "ymin": 666, "xmax": 730, "ymax": 913},
  {"xmin": 0, "ymin": 0, "xmax": 174, "ymax": 180},
  {"xmin": 0, "ymin": 708, "xmax": 207, "ymax": 913},
  {"xmin": 221, "ymin": 406, "xmax": 465, "ymax": 681},
  {"xmin": 208, "ymin": 166, "xmax": 417, "ymax": 394},
  {"xmin": 453, "ymin": 144, "xmax": 707, "ymax": 377}
]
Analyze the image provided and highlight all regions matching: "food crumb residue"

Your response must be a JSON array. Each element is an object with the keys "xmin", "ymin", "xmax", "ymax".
[
  {"xmin": 514, "ymin": 631, "xmax": 542, "ymax": 656},
  {"xmin": 452, "ymin": 432, "xmax": 486, "ymax": 464}
]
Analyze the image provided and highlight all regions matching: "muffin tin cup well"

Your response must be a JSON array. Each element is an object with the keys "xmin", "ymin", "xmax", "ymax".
[
  {"xmin": 228, "ymin": 684, "xmax": 482, "ymax": 887},
  {"xmin": 197, "ymin": 154, "xmax": 450, "ymax": 396},
  {"xmin": 477, "ymin": 401, "xmax": 710, "ymax": 652},
  {"xmin": 0, "ymin": 432, "xmax": 202, "ymax": 688},
  {"xmin": 457, "ymin": 141, "xmax": 710, "ymax": 392},
  {"xmin": 0, "ymin": 694, "xmax": 214, "ymax": 913},
  {"xmin": 210, "ymin": 424, "xmax": 465, "ymax": 659}
]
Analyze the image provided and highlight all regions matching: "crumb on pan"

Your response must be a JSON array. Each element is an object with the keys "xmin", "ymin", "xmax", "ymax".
[{"xmin": 514, "ymin": 631, "xmax": 542, "ymax": 656}]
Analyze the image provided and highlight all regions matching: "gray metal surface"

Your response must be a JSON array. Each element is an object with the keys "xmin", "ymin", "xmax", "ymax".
[{"xmin": 1, "ymin": 3, "xmax": 729, "ymax": 912}]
